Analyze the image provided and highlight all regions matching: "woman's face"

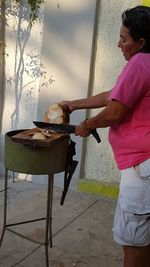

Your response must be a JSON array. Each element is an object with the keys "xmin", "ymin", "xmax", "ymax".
[{"xmin": 118, "ymin": 25, "xmax": 144, "ymax": 60}]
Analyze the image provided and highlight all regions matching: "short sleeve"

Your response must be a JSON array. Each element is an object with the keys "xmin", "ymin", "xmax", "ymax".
[{"xmin": 109, "ymin": 60, "xmax": 148, "ymax": 108}]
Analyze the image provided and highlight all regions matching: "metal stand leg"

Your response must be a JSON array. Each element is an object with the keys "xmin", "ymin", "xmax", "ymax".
[
  {"xmin": 12, "ymin": 171, "xmax": 15, "ymax": 183},
  {"xmin": 0, "ymin": 169, "xmax": 8, "ymax": 247},
  {"xmin": 45, "ymin": 174, "xmax": 54, "ymax": 267},
  {"xmin": 0, "ymin": 171, "xmax": 55, "ymax": 267},
  {"xmin": 49, "ymin": 174, "xmax": 54, "ymax": 248}
]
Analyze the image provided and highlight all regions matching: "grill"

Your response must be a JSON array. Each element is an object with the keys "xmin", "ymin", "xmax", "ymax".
[
  {"xmin": 5, "ymin": 129, "xmax": 70, "ymax": 174},
  {"xmin": 0, "ymin": 129, "xmax": 77, "ymax": 267}
]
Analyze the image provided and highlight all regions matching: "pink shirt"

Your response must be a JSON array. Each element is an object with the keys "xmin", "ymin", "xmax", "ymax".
[{"xmin": 109, "ymin": 53, "xmax": 150, "ymax": 170}]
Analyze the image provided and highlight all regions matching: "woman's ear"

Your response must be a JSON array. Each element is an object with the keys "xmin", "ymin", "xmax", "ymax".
[{"xmin": 139, "ymin": 38, "xmax": 145, "ymax": 50}]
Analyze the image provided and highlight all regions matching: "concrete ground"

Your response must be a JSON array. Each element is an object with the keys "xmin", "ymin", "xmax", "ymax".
[{"xmin": 0, "ymin": 179, "xmax": 123, "ymax": 267}]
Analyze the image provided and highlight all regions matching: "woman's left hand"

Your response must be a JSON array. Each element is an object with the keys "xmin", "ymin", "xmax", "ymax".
[{"xmin": 75, "ymin": 121, "xmax": 91, "ymax": 137}]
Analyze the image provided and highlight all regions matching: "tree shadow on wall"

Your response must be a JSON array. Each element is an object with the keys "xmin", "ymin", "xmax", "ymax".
[{"xmin": 4, "ymin": 1, "xmax": 53, "ymax": 130}]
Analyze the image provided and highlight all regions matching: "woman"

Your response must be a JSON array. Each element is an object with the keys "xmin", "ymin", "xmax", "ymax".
[{"xmin": 62, "ymin": 6, "xmax": 150, "ymax": 267}]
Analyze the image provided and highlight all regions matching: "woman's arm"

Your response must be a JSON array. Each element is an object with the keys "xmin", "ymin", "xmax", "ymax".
[
  {"xmin": 75, "ymin": 100, "xmax": 130, "ymax": 137},
  {"xmin": 62, "ymin": 90, "xmax": 111, "ymax": 113},
  {"xmin": 86, "ymin": 100, "xmax": 129, "ymax": 128}
]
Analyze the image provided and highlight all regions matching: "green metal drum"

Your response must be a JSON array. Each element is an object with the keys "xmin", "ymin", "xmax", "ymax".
[{"xmin": 5, "ymin": 130, "xmax": 70, "ymax": 175}]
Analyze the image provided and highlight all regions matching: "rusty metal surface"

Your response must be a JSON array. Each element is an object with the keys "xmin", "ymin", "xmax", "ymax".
[{"xmin": 5, "ymin": 130, "xmax": 70, "ymax": 175}]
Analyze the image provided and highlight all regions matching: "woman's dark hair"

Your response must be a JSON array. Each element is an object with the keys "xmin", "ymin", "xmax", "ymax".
[{"xmin": 122, "ymin": 5, "xmax": 150, "ymax": 52}]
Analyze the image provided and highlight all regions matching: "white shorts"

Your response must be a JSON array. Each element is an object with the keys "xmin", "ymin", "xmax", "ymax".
[{"xmin": 113, "ymin": 158, "xmax": 150, "ymax": 246}]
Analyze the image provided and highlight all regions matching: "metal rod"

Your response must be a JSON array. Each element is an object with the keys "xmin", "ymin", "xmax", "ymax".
[
  {"xmin": 0, "ymin": 229, "xmax": 5, "ymax": 247},
  {"xmin": 49, "ymin": 174, "xmax": 54, "ymax": 248},
  {"xmin": 12, "ymin": 171, "xmax": 15, "ymax": 183},
  {"xmin": 45, "ymin": 176, "xmax": 50, "ymax": 246},
  {"xmin": 0, "ymin": 187, "xmax": 9, "ymax": 193},
  {"xmin": 0, "ymin": 0, "xmax": 6, "ymax": 132},
  {"xmin": 4, "ymin": 169, "xmax": 8, "ymax": 226},
  {"xmin": 6, "ymin": 228, "xmax": 45, "ymax": 245},
  {"xmin": 0, "ymin": 169, "xmax": 8, "ymax": 247},
  {"xmin": 6, "ymin": 217, "xmax": 46, "ymax": 227},
  {"xmin": 44, "ymin": 174, "xmax": 54, "ymax": 267},
  {"xmin": 45, "ymin": 243, "xmax": 49, "ymax": 267}
]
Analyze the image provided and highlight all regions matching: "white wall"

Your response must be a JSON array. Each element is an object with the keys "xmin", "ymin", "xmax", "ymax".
[
  {"xmin": 37, "ymin": 0, "xmax": 96, "ymax": 187},
  {"xmin": 83, "ymin": 0, "xmax": 141, "ymax": 183},
  {"xmin": 0, "ymin": 0, "xmax": 45, "ymax": 174}
]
